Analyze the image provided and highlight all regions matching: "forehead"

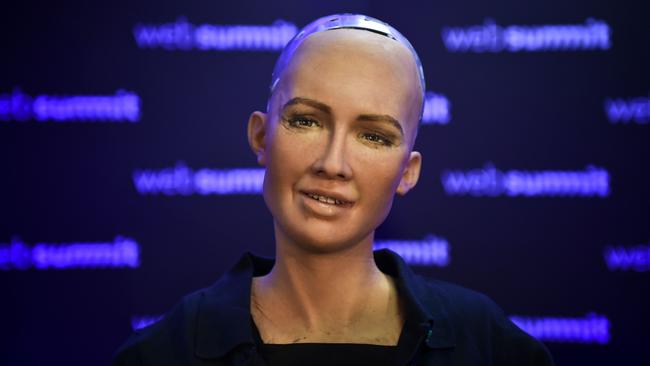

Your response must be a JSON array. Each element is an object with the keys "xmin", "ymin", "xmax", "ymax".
[{"xmin": 276, "ymin": 29, "xmax": 422, "ymax": 133}]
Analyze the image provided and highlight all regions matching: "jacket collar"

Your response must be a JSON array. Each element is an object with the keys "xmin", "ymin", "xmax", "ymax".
[{"xmin": 194, "ymin": 249, "xmax": 456, "ymax": 359}]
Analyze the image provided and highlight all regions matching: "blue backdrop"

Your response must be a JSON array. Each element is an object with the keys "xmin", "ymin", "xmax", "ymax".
[{"xmin": 1, "ymin": 0, "xmax": 649, "ymax": 364}]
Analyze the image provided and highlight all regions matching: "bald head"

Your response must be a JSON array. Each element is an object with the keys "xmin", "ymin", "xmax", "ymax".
[{"xmin": 268, "ymin": 28, "xmax": 424, "ymax": 144}]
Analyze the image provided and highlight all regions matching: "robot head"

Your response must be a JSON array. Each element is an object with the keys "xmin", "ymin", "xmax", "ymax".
[{"xmin": 268, "ymin": 13, "xmax": 426, "ymax": 122}]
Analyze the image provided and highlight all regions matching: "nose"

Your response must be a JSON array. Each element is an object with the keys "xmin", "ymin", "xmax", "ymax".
[{"xmin": 311, "ymin": 128, "xmax": 352, "ymax": 180}]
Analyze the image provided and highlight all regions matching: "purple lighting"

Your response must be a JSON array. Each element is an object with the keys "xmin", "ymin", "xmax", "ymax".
[
  {"xmin": 374, "ymin": 235, "xmax": 450, "ymax": 267},
  {"xmin": 510, "ymin": 313, "xmax": 610, "ymax": 344},
  {"xmin": 133, "ymin": 161, "xmax": 264, "ymax": 196},
  {"xmin": 131, "ymin": 315, "xmax": 164, "ymax": 331},
  {"xmin": 0, "ymin": 88, "xmax": 140, "ymax": 123},
  {"xmin": 605, "ymin": 94, "xmax": 650, "ymax": 124},
  {"xmin": 442, "ymin": 18, "xmax": 611, "ymax": 53},
  {"xmin": 0, "ymin": 236, "xmax": 140, "ymax": 270},
  {"xmin": 133, "ymin": 17, "xmax": 298, "ymax": 51},
  {"xmin": 422, "ymin": 92, "xmax": 451, "ymax": 125},
  {"xmin": 441, "ymin": 163, "xmax": 610, "ymax": 197},
  {"xmin": 604, "ymin": 242, "xmax": 650, "ymax": 272}
]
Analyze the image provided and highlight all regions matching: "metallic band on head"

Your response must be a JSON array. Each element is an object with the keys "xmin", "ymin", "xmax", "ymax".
[{"xmin": 268, "ymin": 13, "xmax": 426, "ymax": 120}]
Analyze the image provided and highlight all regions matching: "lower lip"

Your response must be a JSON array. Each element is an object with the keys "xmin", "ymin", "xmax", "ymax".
[{"xmin": 299, "ymin": 192, "xmax": 353, "ymax": 217}]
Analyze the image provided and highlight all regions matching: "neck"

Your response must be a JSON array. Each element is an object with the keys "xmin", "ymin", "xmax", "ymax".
[{"xmin": 253, "ymin": 228, "xmax": 395, "ymax": 335}]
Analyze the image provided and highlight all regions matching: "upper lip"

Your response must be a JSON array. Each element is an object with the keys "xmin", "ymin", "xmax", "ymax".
[{"xmin": 300, "ymin": 188, "xmax": 355, "ymax": 204}]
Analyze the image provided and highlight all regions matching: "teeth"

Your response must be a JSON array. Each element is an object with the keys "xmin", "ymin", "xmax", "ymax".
[{"xmin": 307, "ymin": 193, "xmax": 345, "ymax": 205}]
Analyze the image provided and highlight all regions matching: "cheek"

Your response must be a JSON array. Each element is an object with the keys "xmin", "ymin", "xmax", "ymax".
[
  {"xmin": 351, "ymin": 150, "xmax": 405, "ymax": 231},
  {"xmin": 268, "ymin": 128, "xmax": 321, "ymax": 170},
  {"xmin": 354, "ymin": 149, "xmax": 406, "ymax": 198},
  {"xmin": 264, "ymin": 127, "xmax": 322, "ymax": 201}
]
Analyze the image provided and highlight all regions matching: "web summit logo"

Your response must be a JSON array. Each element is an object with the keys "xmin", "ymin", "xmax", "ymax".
[
  {"xmin": 132, "ymin": 314, "xmax": 164, "ymax": 331},
  {"xmin": 510, "ymin": 313, "xmax": 610, "ymax": 344},
  {"xmin": 604, "ymin": 241, "xmax": 650, "ymax": 272},
  {"xmin": 442, "ymin": 18, "xmax": 611, "ymax": 53},
  {"xmin": 0, "ymin": 88, "xmax": 140, "ymax": 123},
  {"xmin": 422, "ymin": 92, "xmax": 451, "ymax": 125},
  {"xmin": 605, "ymin": 94, "xmax": 650, "ymax": 125},
  {"xmin": 133, "ymin": 17, "xmax": 298, "ymax": 51},
  {"xmin": 442, "ymin": 163, "xmax": 609, "ymax": 197},
  {"xmin": 374, "ymin": 235, "xmax": 450, "ymax": 267},
  {"xmin": 133, "ymin": 161, "xmax": 264, "ymax": 196},
  {"xmin": 0, "ymin": 236, "xmax": 139, "ymax": 270}
]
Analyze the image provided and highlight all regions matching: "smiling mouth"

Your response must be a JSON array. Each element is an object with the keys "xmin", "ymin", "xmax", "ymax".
[{"xmin": 303, "ymin": 192, "xmax": 351, "ymax": 206}]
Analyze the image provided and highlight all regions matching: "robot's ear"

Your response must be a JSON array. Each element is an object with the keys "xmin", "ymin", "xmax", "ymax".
[
  {"xmin": 248, "ymin": 111, "xmax": 268, "ymax": 166},
  {"xmin": 396, "ymin": 151, "xmax": 421, "ymax": 196}
]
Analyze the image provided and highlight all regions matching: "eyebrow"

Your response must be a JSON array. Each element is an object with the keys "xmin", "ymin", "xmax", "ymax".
[
  {"xmin": 357, "ymin": 114, "xmax": 404, "ymax": 137},
  {"xmin": 283, "ymin": 97, "xmax": 331, "ymax": 114},
  {"xmin": 282, "ymin": 97, "xmax": 404, "ymax": 137}
]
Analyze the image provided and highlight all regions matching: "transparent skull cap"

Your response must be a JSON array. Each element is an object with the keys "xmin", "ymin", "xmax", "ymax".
[{"xmin": 268, "ymin": 13, "xmax": 426, "ymax": 120}]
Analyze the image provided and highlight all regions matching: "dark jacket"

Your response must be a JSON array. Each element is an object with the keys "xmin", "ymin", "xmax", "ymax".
[{"xmin": 113, "ymin": 250, "xmax": 554, "ymax": 365}]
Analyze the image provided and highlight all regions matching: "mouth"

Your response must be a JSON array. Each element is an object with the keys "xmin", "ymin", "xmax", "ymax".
[{"xmin": 301, "ymin": 191, "xmax": 353, "ymax": 207}]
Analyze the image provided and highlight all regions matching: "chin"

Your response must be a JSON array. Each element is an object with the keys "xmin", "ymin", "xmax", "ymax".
[{"xmin": 275, "ymin": 219, "xmax": 373, "ymax": 255}]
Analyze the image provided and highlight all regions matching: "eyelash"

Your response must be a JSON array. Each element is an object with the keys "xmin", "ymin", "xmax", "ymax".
[
  {"xmin": 361, "ymin": 132, "xmax": 394, "ymax": 147},
  {"xmin": 286, "ymin": 116, "xmax": 321, "ymax": 128}
]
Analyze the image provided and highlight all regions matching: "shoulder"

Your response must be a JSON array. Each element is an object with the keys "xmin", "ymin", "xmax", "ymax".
[
  {"xmin": 112, "ymin": 289, "xmax": 205, "ymax": 366},
  {"xmin": 418, "ymin": 275, "xmax": 504, "ymax": 322},
  {"xmin": 415, "ymin": 275, "xmax": 555, "ymax": 365},
  {"xmin": 112, "ymin": 252, "xmax": 263, "ymax": 365}
]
